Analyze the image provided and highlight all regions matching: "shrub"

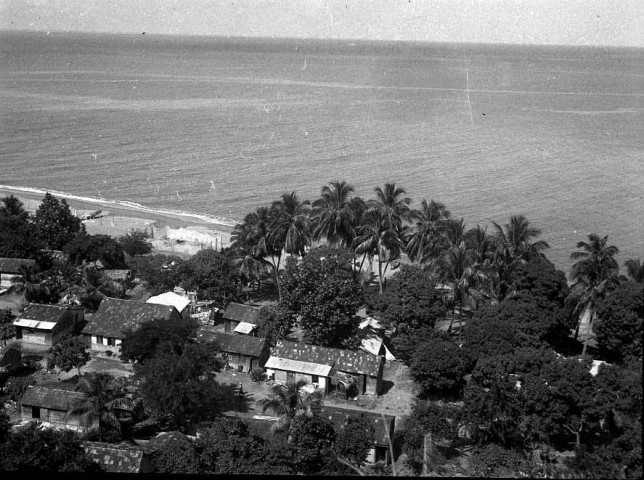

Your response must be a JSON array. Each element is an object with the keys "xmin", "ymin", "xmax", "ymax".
[
  {"xmin": 250, "ymin": 367, "xmax": 266, "ymax": 383},
  {"xmin": 4, "ymin": 376, "xmax": 36, "ymax": 401},
  {"xmin": 105, "ymin": 350, "xmax": 113, "ymax": 357}
]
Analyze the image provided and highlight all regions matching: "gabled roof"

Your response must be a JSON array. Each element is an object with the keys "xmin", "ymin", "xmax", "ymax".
[
  {"xmin": 15, "ymin": 304, "xmax": 72, "ymax": 323},
  {"xmin": 196, "ymin": 327, "xmax": 267, "ymax": 357},
  {"xmin": 321, "ymin": 406, "xmax": 396, "ymax": 446},
  {"xmin": 0, "ymin": 257, "xmax": 36, "ymax": 273},
  {"xmin": 20, "ymin": 385, "xmax": 86, "ymax": 411},
  {"xmin": 82, "ymin": 297, "xmax": 180, "ymax": 338},
  {"xmin": 146, "ymin": 291, "xmax": 191, "ymax": 313},
  {"xmin": 270, "ymin": 340, "xmax": 384, "ymax": 377},
  {"xmin": 223, "ymin": 302, "xmax": 261, "ymax": 324},
  {"xmin": 82, "ymin": 441, "xmax": 146, "ymax": 473}
]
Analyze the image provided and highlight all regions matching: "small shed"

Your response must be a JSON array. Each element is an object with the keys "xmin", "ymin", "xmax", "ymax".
[
  {"xmin": 0, "ymin": 257, "xmax": 36, "ymax": 290},
  {"xmin": 83, "ymin": 441, "xmax": 153, "ymax": 473},
  {"xmin": 20, "ymin": 385, "xmax": 96, "ymax": 431},
  {"xmin": 81, "ymin": 297, "xmax": 182, "ymax": 354},
  {"xmin": 146, "ymin": 291, "xmax": 192, "ymax": 319},
  {"xmin": 13, "ymin": 304, "xmax": 84, "ymax": 347},
  {"xmin": 196, "ymin": 326, "xmax": 269, "ymax": 372},
  {"xmin": 223, "ymin": 302, "xmax": 261, "ymax": 334},
  {"xmin": 321, "ymin": 406, "xmax": 396, "ymax": 464},
  {"xmin": 334, "ymin": 348, "xmax": 385, "ymax": 397}
]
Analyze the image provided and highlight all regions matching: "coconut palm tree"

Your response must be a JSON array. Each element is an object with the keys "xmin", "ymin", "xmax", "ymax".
[
  {"xmin": 624, "ymin": 258, "xmax": 643, "ymax": 283},
  {"xmin": 311, "ymin": 180, "xmax": 359, "ymax": 248},
  {"xmin": 257, "ymin": 380, "xmax": 324, "ymax": 440},
  {"xmin": 567, "ymin": 233, "xmax": 620, "ymax": 356},
  {"xmin": 353, "ymin": 209, "xmax": 403, "ymax": 294},
  {"xmin": 69, "ymin": 373, "xmax": 136, "ymax": 440},
  {"xmin": 492, "ymin": 215, "xmax": 550, "ymax": 264},
  {"xmin": 404, "ymin": 199, "xmax": 451, "ymax": 265},
  {"xmin": 443, "ymin": 218, "xmax": 467, "ymax": 249},
  {"xmin": 369, "ymin": 182, "xmax": 411, "ymax": 234}
]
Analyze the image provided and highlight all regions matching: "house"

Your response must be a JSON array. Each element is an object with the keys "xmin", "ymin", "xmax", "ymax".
[
  {"xmin": 321, "ymin": 406, "xmax": 396, "ymax": 464},
  {"xmin": 19, "ymin": 385, "xmax": 97, "ymax": 431},
  {"xmin": 196, "ymin": 326, "xmax": 270, "ymax": 373},
  {"xmin": 81, "ymin": 297, "xmax": 182, "ymax": 354},
  {"xmin": 12, "ymin": 304, "xmax": 84, "ymax": 347},
  {"xmin": 146, "ymin": 291, "xmax": 192, "ymax": 319},
  {"xmin": 0, "ymin": 257, "xmax": 36, "ymax": 290},
  {"xmin": 223, "ymin": 302, "xmax": 261, "ymax": 335},
  {"xmin": 83, "ymin": 441, "xmax": 153, "ymax": 473},
  {"xmin": 264, "ymin": 340, "xmax": 385, "ymax": 396}
]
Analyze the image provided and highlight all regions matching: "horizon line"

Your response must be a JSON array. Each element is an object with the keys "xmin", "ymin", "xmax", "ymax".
[{"xmin": 2, "ymin": 28, "xmax": 642, "ymax": 50}]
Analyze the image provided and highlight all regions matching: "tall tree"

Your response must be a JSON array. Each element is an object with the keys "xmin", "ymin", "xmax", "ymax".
[
  {"xmin": 33, "ymin": 193, "xmax": 84, "ymax": 250},
  {"xmin": 311, "ymin": 180, "xmax": 358, "ymax": 248},
  {"xmin": 0, "ymin": 194, "xmax": 28, "ymax": 221},
  {"xmin": 567, "ymin": 233, "xmax": 620, "ymax": 356},
  {"xmin": 47, "ymin": 335, "xmax": 90, "ymax": 375},
  {"xmin": 492, "ymin": 214, "xmax": 549, "ymax": 263},
  {"xmin": 369, "ymin": 182, "xmax": 411, "ymax": 233},
  {"xmin": 0, "ymin": 195, "xmax": 42, "ymax": 259},
  {"xmin": 269, "ymin": 191, "xmax": 312, "ymax": 258},
  {"xmin": 404, "ymin": 199, "xmax": 451, "ymax": 264}
]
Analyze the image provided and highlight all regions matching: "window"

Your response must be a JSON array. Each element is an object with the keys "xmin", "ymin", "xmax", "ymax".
[
  {"xmin": 311, "ymin": 375, "xmax": 319, "ymax": 384},
  {"xmin": 32, "ymin": 406, "xmax": 40, "ymax": 419},
  {"xmin": 96, "ymin": 335, "xmax": 103, "ymax": 345},
  {"xmin": 107, "ymin": 337, "xmax": 115, "ymax": 346}
]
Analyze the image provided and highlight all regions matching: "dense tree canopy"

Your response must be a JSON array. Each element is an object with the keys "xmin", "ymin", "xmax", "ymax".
[
  {"xmin": 180, "ymin": 248, "xmax": 239, "ymax": 304},
  {"xmin": 47, "ymin": 334, "xmax": 90, "ymax": 375},
  {"xmin": 410, "ymin": 334, "xmax": 469, "ymax": 396},
  {"xmin": 64, "ymin": 232, "xmax": 126, "ymax": 269},
  {"xmin": 127, "ymin": 254, "xmax": 186, "ymax": 295},
  {"xmin": 120, "ymin": 317, "xmax": 200, "ymax": 364},
  {"xmin": 118, "ymin": 230, "xmax": 152, "ymax": 257},
  {"xmin": 33, "ymin": 193, "xmax": 84, "ymax": 250}
]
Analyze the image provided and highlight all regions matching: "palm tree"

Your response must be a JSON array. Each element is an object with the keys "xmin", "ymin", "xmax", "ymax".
[
  {"xmin": 404, "ymin": 199, "xmax": 451, "ymax": 265},
  {"xmin": 436, "ymin": 244, "xmax": 486, "ymax": 342},
  {"xmin": 353, "ymin": 209, "xmax": 403, "ymax": 293},
  {"xmin": 0, "ymin": 194, "xmax": 28, "ymax": 221},
  {"xmin": 69, "ymin": 373, "xmax": 136, "ymax": 440},
  {"xmin": 311, "ymin": 180, "xmax": 359, "ymax": 248},
  {"xmin": 567, "ymin": 233, "xmax": 620, "ymax": 356},
  {"xmin": 624, "ymin": 258, "xmax": 643, "ymax": 283},
  {"xmin": 369, "ymin": 182, "xmax": 411, "ymax": 233},
  {"xmin": 492, "ymin": 215, "xmax": 549, "ymax": 263},
  {"xmin": 257, "ymin": 380, "xmax": 324, "ymax": 440},
  {"xmin": 443, "ymin": 218, "xmax": 467, "ymax": 249},
  {"xmin": 268, "ymin": 192, "xmax": 312, "ymax": 300}
]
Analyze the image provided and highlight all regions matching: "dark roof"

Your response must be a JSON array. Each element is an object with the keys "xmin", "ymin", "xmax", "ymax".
[
  {"xmin": 82, "ymin": 297, "xmax": 180, "ymax": 338},
  {"xmin": 196, "ymin": 327, "xmax": 268, "ymax": 357},
  {"xmin": 0, "ymin": 257, "xmax": 36, "ymax": 273},
  {"xmin": 321, "ymin": 406, "xmax": 396, "ymax": 446},
  {"xmin": 82, "ymin": 441, "xmax": 146, "ymax": 473},
  {"xmin": 20, "ymin": 385, "xmax": 86, "ymax": 411},
  {"xmin": 223, "ymin": 302, "xmax": 261, "ymax": 324},
  {"xmin": 271, "ymin": 340, "xmax": 384, "ymax": 376},
  {"xmin": 16, "ymin": 304, "xmax": 72, "ymax": 323}
]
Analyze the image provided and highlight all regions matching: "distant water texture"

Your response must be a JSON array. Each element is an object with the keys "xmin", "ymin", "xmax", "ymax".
[{"xmin": 1, "ymin": 32, "xmax": 643, "ymax": 273}]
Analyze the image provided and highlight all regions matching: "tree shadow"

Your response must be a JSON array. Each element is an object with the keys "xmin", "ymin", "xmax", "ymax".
[
  {"xmin": 215, "ymin": 382, "xmax": 253, "ymax": 414},
  {"xmin": 380, "ymin": 380, "xmax": 395, "ymax": 395}
]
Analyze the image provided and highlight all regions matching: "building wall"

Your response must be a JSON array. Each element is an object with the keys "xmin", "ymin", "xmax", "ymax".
[
  {"xmin": 20, "ymin": 406, "xmax": 88, "ymax": 431},
  {"xmin": 271, "ymin": 369, "xmax": 328, "ymax": 394},
  {"xmin": 1, "ymin": 273, "xmax": 19, "ymax": 289},
  {"xmin": 227, "ymin": 353, "xmax": 254, "ymax": 373},
  {"xmin": 20, "ymin": 330, "xmax": 50, "ymax": 345},
  {"xmin": 87, "ymin": 334, "xmax": 122, "ymax": 354}
]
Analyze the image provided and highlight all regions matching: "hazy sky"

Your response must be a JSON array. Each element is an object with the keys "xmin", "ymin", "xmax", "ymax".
[{"xmin": 1, "ymin": 0, "xmax": 643, "ymax": 47}]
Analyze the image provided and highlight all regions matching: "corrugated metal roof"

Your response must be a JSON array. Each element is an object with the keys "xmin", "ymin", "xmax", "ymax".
[
  {"xmin": 223, "ymin": 302, "xmax": 261, "ymax": 324},
  {"xmin": 82, "ymin": 441, "xmax": 145, "ymax": 473},
  {"xmin": 13, "ymin": 319, "xmax": 58, "ymax": 330},
  {"xmin": 81, "ymin": 297, "xmax": 181, "ymax": 338},
  {"xmin": 233, "ymin": 321, "xmax": 256, "ymax": 334},
  {"xmin": 271, "ymin": 340, "xmax": 384, "ymax": 377},
  {"xmin": 20, "ymin": 385, "xmax": 86, "ymax": 411},
  {"xmin": 264, "ymin": 356, "xmax": 333, "ymax": 377},
  {"xmin": 196, "ymin": 327, "xmax": 267, "ymax": 357},
  {"xmin": 146, "ymin": 292, "xmax": 191, "ymax": 312}
]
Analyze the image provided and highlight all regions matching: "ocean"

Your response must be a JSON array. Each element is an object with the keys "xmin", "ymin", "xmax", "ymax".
[{"xmin": 1, "ymin": 31, "xmax": 642, "ymax": 274}]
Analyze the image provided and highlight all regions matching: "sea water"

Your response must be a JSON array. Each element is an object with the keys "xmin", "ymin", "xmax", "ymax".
[{"xmin": 1, "ymin": 31, "xmax": 642, "ymax": 273}]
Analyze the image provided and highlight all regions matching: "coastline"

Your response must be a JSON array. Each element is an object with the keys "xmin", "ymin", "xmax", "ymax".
[{"xmin": 0, "ymin": 185, "xmax": 236, "ymax": 255}]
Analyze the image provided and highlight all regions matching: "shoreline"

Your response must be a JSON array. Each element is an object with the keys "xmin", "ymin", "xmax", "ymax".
[{"xmin": 0, "ymin": 186, "xmax": 236, "ymax": 253}]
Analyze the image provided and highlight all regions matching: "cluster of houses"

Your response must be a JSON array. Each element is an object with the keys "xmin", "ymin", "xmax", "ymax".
[{"xmin": 2, "ymin": 293, "xmax": 398, "ymax": 472}]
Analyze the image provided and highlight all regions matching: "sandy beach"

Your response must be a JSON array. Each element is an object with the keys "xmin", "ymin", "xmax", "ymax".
[{"xmin": 0, "ymin": 186, "xmax": 235, "ymax": 255}]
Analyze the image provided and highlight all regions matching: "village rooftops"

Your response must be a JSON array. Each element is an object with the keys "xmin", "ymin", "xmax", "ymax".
[
  {"xmin": 82, "ymin": 441, "xmax": 149, "ymax": 473},
  {"xmin": 196, "ymin": 327, "xmax": 268, "ymax": 357},
  {"xmin": 268, "ymin": 340, "xmax": 384, "ymax": 377},
  {"xmin": 0, "ymin": 257, "xmax": 36, "ymax": 273},
  {"xmin": 146, "ymin": 291, "xmax": 191, "ymax": 313},
  {"xmin": 82, "ymin": 297, "xmax": 181, "ymax": 338},
  {"xmin": 223, "ymin": 302, "xmax": 261, "ymax": 324},
  {"xmin": 20, "ymin": 385, "xmax": 86, "ymax": 411},
  {"xmin": 13, "ymin": 304, "xmax": 80, "ymax": 330}
]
